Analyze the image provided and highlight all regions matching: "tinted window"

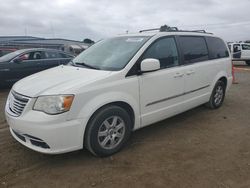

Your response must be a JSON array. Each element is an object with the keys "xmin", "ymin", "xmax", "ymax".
[
  {"xmin": 179, "ymin": 36, "xmax": 209, "ymax": 64},
  {"xmin": 58, "ymin": 53, "xmax": 72, "ymax": 58},
  {"xmin": 206, "ymin": 37, "xmax": 229, "ymax": 59},
  {"xmin": 58, "ymin": 53, "xmax": 67, "ymax": 58},
  {"xmin": 242, "ymin": 44, "xmax": 250, "ymax": 50},
  {"xmin": 44, "ymin": 51, "xmax": 60, "ymax": 59},
  {"xmin": 19, "ymin": 51, "xmax": 45, "ymax": 61},
  {"xmin": 142, "ymin": 37, "xmax": 179, "ymax": 69}
]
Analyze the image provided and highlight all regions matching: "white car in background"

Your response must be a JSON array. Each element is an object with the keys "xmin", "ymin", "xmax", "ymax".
[
  {"xmin": 228, "ymin": 42, "xmax": 250, "ymax": 65},
  {"xmin": 5, "ymin": 26, "xmax": 232, "ymax": 157}
]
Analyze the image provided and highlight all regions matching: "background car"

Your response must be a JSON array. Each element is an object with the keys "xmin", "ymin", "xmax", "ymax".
[
  {"xmin": 228, "ymin": 42, "xmax": 250, "ymax": 65},
  {"xmin": 0, "ymin": 48, "xmax": 17, "ymax": 57},
  {"xmin": 0, "ymin": 48, "xmax": 74, "ymax": 87}
]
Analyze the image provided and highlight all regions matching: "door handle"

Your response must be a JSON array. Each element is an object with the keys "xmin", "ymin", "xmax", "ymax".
[
  {"xmin": 186, "ymin": 70, "xmax": 195, "ymax": 75},
  {"xmin": 174, "ymin": 73, "xmax": 184, "ymax": 78}
]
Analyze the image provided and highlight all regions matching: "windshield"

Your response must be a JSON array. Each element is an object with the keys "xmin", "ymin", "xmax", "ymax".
[
  {"xmin": 0, "ymin": 49, "xmax": 25, "ymax": 62},
  {"xmin": 71, "ymin": 36, "xmax": 150, "ymax": 71}
]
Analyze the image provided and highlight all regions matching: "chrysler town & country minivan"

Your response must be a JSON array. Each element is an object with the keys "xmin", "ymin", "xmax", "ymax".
[{"xmin": 5, "ymin": 26, "xmax": 232, "ymax": 157}]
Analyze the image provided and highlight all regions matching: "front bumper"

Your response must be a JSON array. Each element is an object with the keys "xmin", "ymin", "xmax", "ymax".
[{"xmin": 5, "ymin": 96, "xmax": 87, "ymax": 154}]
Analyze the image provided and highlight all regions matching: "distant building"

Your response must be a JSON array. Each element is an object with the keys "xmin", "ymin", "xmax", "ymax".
[{"xmin": 0, "ymin": 36, "xmax": 91, "ymax": 56}]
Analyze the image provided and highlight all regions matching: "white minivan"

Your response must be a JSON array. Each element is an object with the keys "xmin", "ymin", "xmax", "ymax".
[{"xmin": 5, "ymin": 26, "xmax": 233, "ymax": 157}]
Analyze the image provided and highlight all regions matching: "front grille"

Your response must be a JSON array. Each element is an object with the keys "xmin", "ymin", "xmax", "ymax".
[{"xmin": 8, "ymin": 91, "xmax": 30, "ymax": 116}]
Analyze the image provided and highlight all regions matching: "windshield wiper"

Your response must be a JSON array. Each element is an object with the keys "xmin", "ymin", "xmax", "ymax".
[{"xmin": 71, "ymin": 61, "xmax": 100, "ymax": 70}]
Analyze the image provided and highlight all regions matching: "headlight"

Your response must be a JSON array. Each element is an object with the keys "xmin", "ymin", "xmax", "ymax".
[{"xmin": 33, "ymin": 95, "xmax": 74, "ymax": 115}]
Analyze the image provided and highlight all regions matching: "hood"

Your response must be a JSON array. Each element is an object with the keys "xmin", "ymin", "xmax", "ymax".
[
  {"xmin": 0, "ymin": 59, "xmax": 7, "ymax": 63},
  {"xmin": 12, "ymin": 65, "xmax": 112, "ymax": 97}
]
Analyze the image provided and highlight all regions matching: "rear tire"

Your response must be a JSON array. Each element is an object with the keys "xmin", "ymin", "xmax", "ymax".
[
  {"xmin": 246, "ymin": 61, "xmax": 250, "ymax": 66},
  {"xmin": 84, "ymin": 105, "xmax": 132, "ymax": 157},
  {"xmin": 206, "ymin": 80, "xmax": 226, "ymax": 109}
]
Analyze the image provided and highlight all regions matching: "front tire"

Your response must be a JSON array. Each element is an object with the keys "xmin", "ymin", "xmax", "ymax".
[
  {"xmin": 84, "ymin": 105, "xmax": 132, "ymax": 157},
  {"xmin": 206, "ymin": 80, "xmax": 226, "ymax": 109}
]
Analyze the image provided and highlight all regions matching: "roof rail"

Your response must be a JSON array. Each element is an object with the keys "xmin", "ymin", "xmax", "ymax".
[
  {"xmin": 190, "ymin": 30, "xmax": 206, "ymax": 33},
  {"xmin": 139, "ymin": 25, "xmax": 213, "ymax": 34},
  {"xmin": 178, "ymin": 29, "xmax": 213, "ymax": 34},
  {"xmin": 139, "ymin": 25, "xmax": 178, "ymax": 33}
]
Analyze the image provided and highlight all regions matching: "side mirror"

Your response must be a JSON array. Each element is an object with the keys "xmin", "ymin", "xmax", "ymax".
[
  {"xmin": 140, "ymin": 58, "xmax": 160, "ymax": 73},
  {"xmin": 13, "ymin": 57, "xmax": 22, "ymax": 64}
]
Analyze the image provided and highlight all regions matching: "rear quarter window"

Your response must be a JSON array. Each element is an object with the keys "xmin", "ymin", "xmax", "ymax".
[
  {"xmin": 206, "ymin": 37, "xmax": 229, "ymax": 59},
  {"xmin": 242, "ymin": 44, "xmax": 250, "ymax": 50},
  {"xmin": 44, "ymin": 51, "xmax": 60, "ymax": 59},
  {"xmin": 58, "ymin": 53, "xmax": 73, "ymax": 58}
]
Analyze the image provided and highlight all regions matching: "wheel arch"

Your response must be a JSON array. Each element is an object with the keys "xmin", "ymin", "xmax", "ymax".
[
  {"xmin": 210, "ymin": 71, "xmax": 228, "ymax": 93},
  {"xmin": 86, "ymin": 101, "xmax": 136, "ymax": 130},
  {"xmin": 83, "ymin": 100, "xmax": 136, "ymax": 152},
  {"xmin": 76, "ymin": 91, "xmax": 140, "ymax": 132},
  {"xmin": 218, "ymin": 76, "xmax": 227, "ymax": 88}
]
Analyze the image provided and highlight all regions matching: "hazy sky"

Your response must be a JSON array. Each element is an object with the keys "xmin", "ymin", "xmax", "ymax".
[{"xmin": 0, "ymin": 0, "xmax": 250, "ymax": 42}]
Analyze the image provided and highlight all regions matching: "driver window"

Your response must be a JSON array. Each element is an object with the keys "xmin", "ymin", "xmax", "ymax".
[
  {"xmin": 19, "ymin": 53, "xmax": 30, "ymax": 61},
  {"xmin": 32, "ymin": 51, "xmax": 42, "ymax": 59},
  {"xmin": 19, "ymin": 51, "xmax": 44, "ymax": 61},
  {"xmin": 142, "ymin": 37, "xmax": 179, "ymax": 69}
]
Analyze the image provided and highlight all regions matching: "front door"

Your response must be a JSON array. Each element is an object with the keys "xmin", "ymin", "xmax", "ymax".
[
  {"xmin": 233, "ymin": 44, "xmax": 241, "ymax": 59},
  {"xmin": 139, "ymin": 37, "xmax": 185, "ymax": 127}
]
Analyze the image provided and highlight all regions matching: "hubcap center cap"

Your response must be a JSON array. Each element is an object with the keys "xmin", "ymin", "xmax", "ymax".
[{"xmin": 109, "ymin": 129, "xmax": 114, "ymax": 135}]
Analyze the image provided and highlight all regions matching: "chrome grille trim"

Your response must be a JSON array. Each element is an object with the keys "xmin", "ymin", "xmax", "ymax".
[{"xmin": 8, "ymin": 91, "xmax": 30, "ymax": 117}]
